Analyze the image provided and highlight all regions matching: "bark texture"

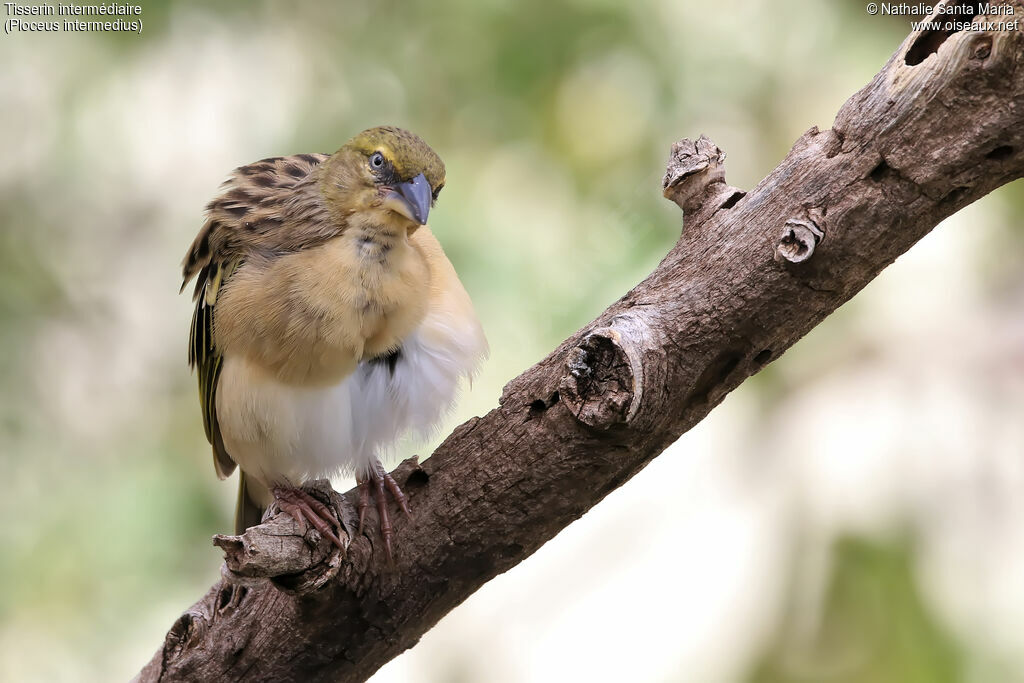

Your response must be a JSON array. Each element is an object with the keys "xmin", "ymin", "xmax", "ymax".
[{"xmin": 138, "ymin": 7, "xmax": 1024, "ymax": 682}]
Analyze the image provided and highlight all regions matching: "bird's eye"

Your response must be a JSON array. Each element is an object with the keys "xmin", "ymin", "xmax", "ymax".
[{"xmin": 369, "ymin": 152, "xmax": 385, "ymax": 170}]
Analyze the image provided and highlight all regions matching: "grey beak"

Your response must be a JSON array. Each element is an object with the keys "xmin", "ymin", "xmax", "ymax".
[{"xmin": 396, "ymin": 173, "xmax": 432, "ymax": 225}]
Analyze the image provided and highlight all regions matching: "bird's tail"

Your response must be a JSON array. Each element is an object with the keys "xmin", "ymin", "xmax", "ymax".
[{"xmin": 235, "ymin": 471, "xmax": 267, "ymax": 534}]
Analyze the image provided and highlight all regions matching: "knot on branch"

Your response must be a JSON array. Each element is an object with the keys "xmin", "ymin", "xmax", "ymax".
[
  {"xmin": 775, "ymin": 208, "xmax": 825, "ymax": 264},
  {"xmin": 213, "ymin": 479, "xmax": 348, "ymax": 594},
  {"xmin": 558, "ymin": 319, "xmax": 645, "ymax": 429},
  {"xmin": 662, "ymin": 135, "xmax": 746, "ymax": 218},
  {"xmin": 162, "ymin": 608, "xmax": 210, "ymax": 665}
]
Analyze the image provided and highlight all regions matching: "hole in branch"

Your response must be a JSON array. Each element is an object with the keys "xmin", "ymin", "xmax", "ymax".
[
  {"xmin": 215, "ymin": 584, "xmax": 248, "ymax": 613},
  {"xmin": 986, "ymin": 145, "xmax": 1013, "ymax": 161},
  {"xmin": 905, "ymin": 1, "xmax": 979, "ymax": 66},
  {"xmin": 217, "ymin": 585, "xmax": 233, "ymax": 612},
  {"xmin": 719, "ymin": 191, "xmax": 746, "ymax": 210},
  {"xmin": 944, "ymin": 185, "xmax": 971, "ymax": 204},
  {"xmin": 754, "ymin": 349, "xmax": 773, "ymax": 366},
  {"xmin": 405, "ymin": 468, "xmax": 429, "ymax": 488},
  {"xmin": 869, "ymin": 160, "xmax": 890, "ymax": 182},
  {"xmin": 526, "ymin": 391, "xmax": 560, "ymax": 420}
]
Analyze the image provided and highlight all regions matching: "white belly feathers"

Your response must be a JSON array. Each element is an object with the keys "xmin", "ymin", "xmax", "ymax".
[{"xmin": 215, "ymin": 306, "xmax": 486, "ymax": 490}]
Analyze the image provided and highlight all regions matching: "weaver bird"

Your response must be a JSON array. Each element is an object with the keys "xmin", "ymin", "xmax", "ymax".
[{"xmin": 181, "ymin": 126, "xmax": 487, "ymax": 558}]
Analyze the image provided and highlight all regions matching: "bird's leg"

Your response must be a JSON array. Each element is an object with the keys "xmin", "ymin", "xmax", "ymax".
[
  {"xmin": 271, "ymin": 485, "xmax": 345, "ymax": 550},
  {"xmin": 355, "ymin": 458, "xmax": 412, "ymax": 561}
]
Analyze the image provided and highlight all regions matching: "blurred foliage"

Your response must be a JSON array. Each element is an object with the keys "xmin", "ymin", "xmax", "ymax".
[
  {"xmin": 748, "ymin": 537, "xmax": 965, "ymax": 683},
  {"xmin": 0, "ymin": 0, "xmax": 1021, "ymax": 681}
]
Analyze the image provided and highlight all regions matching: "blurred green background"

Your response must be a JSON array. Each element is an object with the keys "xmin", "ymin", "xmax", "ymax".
[{"xmin": 2, "ymin": 1, "xmax": 1022, "ymax": 681}]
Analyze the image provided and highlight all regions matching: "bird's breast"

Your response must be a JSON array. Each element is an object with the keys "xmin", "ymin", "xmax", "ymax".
[{"xmin": 214, "ymin": 232, "xmax": 430, "ymax": 386}]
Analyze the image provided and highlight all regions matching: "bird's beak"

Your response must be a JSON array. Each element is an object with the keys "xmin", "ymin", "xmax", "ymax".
[{"xmin": 383, "ymin": 173, "xmax": 432, "ymax": 226}]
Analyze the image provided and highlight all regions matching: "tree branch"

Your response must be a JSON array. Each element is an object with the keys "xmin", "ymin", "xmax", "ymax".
[{"xmin": 137, "ymin": 8, "xmax": 1024, "ymax": 682}]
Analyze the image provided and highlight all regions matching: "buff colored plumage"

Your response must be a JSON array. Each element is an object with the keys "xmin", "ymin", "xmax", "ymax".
[{"xmin": 182, "ymin": 127, "xmax": 487, "ymax": 557}]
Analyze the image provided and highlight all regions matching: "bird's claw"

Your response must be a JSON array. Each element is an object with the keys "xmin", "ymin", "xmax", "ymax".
[
  {"xmin": 271, "ymin": 485, "xmax": 345, "ymax": 550},
  {"xmin": 356, "ymin": 462, "xmax": 411, "ymax": 562}
]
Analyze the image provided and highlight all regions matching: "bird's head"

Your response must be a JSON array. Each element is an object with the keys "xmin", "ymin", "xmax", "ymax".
[{"xmin": 319, "ymin": 126, "xmax": 446, "ymax": 233}]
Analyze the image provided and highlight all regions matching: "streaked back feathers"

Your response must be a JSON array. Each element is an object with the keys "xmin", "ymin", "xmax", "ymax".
[{"xmin": 181, "ymin": 153, "xmax": 331, "ymax": 296}]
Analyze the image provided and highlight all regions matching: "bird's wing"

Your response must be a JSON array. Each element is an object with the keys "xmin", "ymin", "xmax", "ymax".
[
  {"xmin": 188, "ymin": 258, "xmax": 241, "ymax": 478},
  {"xmin": 182, "ymin": 153, "xmax": 330, "ymax": 479},
  {"xmin": 181, "ymin": 153, "xmax": 331, "ymax": 290}
]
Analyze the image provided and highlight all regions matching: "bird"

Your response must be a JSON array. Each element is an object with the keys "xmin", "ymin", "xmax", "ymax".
[{"xmin": 181, "ymin": 126, "xmax": 488, "ymax": 558}]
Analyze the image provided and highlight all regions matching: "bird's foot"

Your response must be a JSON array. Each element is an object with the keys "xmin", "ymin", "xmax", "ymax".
[
  {"xmin": 356, "ymin": 460, "xmax": 412, "ymax": 562},
  {"xmin": 271, "ymin": 485, "xmax": 345, "ymax": 550}
]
